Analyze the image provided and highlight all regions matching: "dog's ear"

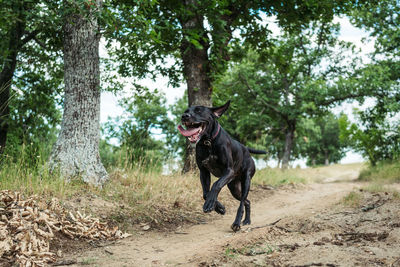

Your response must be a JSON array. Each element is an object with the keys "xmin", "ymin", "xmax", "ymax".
[{"xmin": 210, "ymin": 100, "xmax": 230, "ymax": 118}]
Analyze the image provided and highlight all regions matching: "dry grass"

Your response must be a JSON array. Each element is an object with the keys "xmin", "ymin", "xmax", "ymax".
[
  {"xmin": 253, "ymin": 163, "xmax": 365, "ymax": 186},
  {"xmin": 359, "ymin": 161, "xmax": 400, "ymax": 183},
  {"xmin": 252, "ymin": 167, "xmax": 308, "ymax": 186},
  {"xmin": 97, "ymin": 169, "xmax": 205, "ymax": 229},
  {"xmin": 1, "ymin": 152, "xmax": 366, "ymax": 232}
]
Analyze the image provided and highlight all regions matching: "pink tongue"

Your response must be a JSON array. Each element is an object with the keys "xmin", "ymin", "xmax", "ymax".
[{"xmin": 178, "ymin": 125, "xmax": 200, "ymax": 137}]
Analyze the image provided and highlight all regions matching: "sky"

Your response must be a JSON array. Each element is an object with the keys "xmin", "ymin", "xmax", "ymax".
[{"xmin": 99, "ymin": 15, "xmax": 375, "ymax": 168}]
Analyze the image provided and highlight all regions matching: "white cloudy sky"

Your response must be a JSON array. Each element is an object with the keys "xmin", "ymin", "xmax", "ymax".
[{"xmin": 99, "ymin": 16, "xmax": 375, "ymax": 167}]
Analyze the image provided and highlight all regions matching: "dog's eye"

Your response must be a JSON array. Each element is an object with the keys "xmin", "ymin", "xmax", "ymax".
[{"xmin": 194, "ymin": 107, "xmax": 201, "ymax": 113}]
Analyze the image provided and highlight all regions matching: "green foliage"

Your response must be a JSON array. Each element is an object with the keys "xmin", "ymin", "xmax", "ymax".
[
  {"xmin": 345, "ymin": 0, "xmax": 400, "ymax": 166},
  {"xmin": 103, "ymin": 0, "xmax": 355, "ymax": 85},
  {"xmin": 4, "ymin": 66, "xmax": 63, "ymax": 164},
  {"xmin": 298, "ymin": 113, "xmax": 347, "ymax": 166},
  {"xmin": 0, "ymin": 0, "xmax": 64, "ymax": 160},
  {"xmin": 351, "ymin": 0, "xmax": 400, "ymax": 57},
  {"xmin": 214, "ymin": 21, "xmax": 364, "ymax": 166},
  {"xmin": 102, "ymin": 87, "xmax": 174, "ymax": 170},
  {"xmin": 340, "ymin": 113, "xmax": 400, "ymax": 166}
]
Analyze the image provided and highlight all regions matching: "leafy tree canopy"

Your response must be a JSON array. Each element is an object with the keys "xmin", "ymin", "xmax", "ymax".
[{"xmin": 102, "ymin": 0, "xmax": 357, "ymax": 85}]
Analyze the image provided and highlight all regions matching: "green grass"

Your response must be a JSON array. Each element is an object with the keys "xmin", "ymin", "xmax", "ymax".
[
  {"xmin": 342, "ymin": 191, "xmax": 362, "ymax": 207},
  {"xmin": 359, "ymin": 161, "xmax": 400, "ymax": 183},
  {"xmin": 0, "ymin": 156, "xmax": 85, "ymax": 200},
  {"xmin": 252, "ymin": 167, "xmax": 308, "ymax": 186}
]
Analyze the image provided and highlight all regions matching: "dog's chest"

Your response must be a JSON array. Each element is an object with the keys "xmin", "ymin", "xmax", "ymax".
[{"xmin": 201, "ymin": 154, "xmax": 224, "ymax": 177}]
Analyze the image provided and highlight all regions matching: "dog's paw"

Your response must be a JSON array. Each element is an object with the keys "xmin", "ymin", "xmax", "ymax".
[
  {"xmin": 203, "ymin": 199, "xmax": 216, "ymax": 213},
  {"xmin": 242, "ymin": 218, "xmax": 251, "ymax": 225},
  {"xmin": 215, "ymin": 202, "xmax": 225, "ymax": 215},
  {"xmin": 231, "ymin": 223, "xmax": 241, "ymax": 232}
]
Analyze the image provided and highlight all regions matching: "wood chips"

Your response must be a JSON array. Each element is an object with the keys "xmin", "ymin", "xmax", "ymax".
[{"xmin": 0, "ymin": 190, "xmax": 131, "ymax": 266}]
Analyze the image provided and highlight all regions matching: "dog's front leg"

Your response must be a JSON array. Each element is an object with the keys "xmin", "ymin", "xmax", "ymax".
[
  {"xmin": 200, "ymin": 167, "xmax": 225, "ymax": 214},
  {"xmin": 203, "ymin": 168, "xmax": 234, "ymax": 213}
]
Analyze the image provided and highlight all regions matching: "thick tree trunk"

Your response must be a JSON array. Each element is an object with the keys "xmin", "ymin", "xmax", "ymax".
[
  {"xmin": 281, "ymin": 121, "xmax": 296, "ymax": 169},
  {"xmin": 50, "ymin": 0, "xmax": 107, "ymax": 186},
  {"xmin": 179, "ymin": 0, "xmax": 212, "ymax": 173}
]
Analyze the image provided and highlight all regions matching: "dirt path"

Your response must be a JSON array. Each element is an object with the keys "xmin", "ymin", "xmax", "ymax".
[{"xmin": 66, "ymin": 180, "xmax": 364, "ymax": 266}]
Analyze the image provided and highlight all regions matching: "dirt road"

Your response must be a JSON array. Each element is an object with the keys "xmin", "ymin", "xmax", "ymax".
[{"xmin": 67, "ymin": 179, "xmax": 365, "ymax": 266}]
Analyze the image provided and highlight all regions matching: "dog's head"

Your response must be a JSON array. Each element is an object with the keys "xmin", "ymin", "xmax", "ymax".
[{"xmin": 178, "ymin": 100, "xmax": 230, "ymax": 143}]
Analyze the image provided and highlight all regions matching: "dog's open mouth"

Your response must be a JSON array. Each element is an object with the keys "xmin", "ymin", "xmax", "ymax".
[{"xmin": 178, "ymin": 122, "xmax": 206, "ymax": 143}]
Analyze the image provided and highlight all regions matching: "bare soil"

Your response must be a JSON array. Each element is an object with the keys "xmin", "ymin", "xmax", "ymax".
[{"xmin": 54, "ymin": 165, "xmax": 400, "ymax": 267}]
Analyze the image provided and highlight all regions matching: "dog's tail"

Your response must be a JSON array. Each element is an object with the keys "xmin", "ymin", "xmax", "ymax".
[{"xmin": 247, "ymin": 147, "xmax": 267, "ymax": 154}]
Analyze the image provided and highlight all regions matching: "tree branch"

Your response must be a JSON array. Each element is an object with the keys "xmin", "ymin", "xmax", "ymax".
[
  {"xmin": 318, "ymin": 92, "xmax": 372, "ymax": 106},
  {"xmin": 20, "ymin": 30, "xmax": 39, "ymax": 47},
  {"xmin": 33, "ymin": 36, "xmax": 47, "ymax": 50},
  {"xmin": 238, "ymin": 72, "xmax": 287, "ymax": 119}
]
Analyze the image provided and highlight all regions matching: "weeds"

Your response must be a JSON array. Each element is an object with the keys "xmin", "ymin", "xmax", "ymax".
[
  {"xmin": 224, "ymin": 247, "xmax": 238, "ymax": 259},
  {"xmin": 342, "ymin": 191, "xmax": 362, "ymax": 207},
  {"xmin": 252, "ymin": 168, "xmax": 307, "ymax": 186},
  {"xmin": 359, "ymin": 161, "xmax": 400, "ymax": 183}
]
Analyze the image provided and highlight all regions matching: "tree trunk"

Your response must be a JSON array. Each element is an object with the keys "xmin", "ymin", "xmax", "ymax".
[
  {"xmin": 281, "ymin": 121, "xmax": 296, "ymax": 169},
  {"xmin": 0, "ymin": 4, "xmax": 25, "ymax": 155},
  {"xmin": 0, "ymin": 61, "xmax": 15, "ymax": 155},
  {"xmin": 324, "ymin": 150, "xmax": 329, "ymax": 166},
  {"xmin": 312, "ymin": 157, "xmax": 316, "ymax": 167},
  {"xmin": 50, "ymin": 0, "xmax": 107, "ymax": 186},
  {"xmin": 179, "ymin": 0, "xmax": 212, "ymax": 173}
]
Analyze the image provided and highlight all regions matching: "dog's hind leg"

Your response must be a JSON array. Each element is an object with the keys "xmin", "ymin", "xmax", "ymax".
[
  {"xmin": 242, "ymin": 199, "xmax": 251, "ymax": 225},
  {"xmin": 228, "ymin": 175, "xmax": 251, "ymax": 232}
]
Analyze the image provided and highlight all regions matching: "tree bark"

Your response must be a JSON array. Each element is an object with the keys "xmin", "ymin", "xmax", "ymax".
[
  {"xmin": 179, "ymin": 0, "xmax": 212, "ymax": 173},
  {"xmin": 281, "ymin": 121, "xmax": 296, "ymax": 169},
  {"xmin": 50, "ymin": 0, "xmax": 107, "ymax": 186},
  {"xmin": 312, "ymin": 157, "xmax": 316, "ymax": 167},
  {"xmin": 324, "ymin": 150, "xmax": 329, "ymax": 166}
]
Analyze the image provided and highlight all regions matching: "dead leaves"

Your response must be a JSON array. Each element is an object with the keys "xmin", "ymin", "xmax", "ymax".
[{"xmin": 0, "ymin": 190, "xmax": 131, "ymax": 267}]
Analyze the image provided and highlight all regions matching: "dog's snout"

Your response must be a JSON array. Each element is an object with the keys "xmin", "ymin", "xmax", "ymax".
[{"xmin": 182, "ymin": 113, "xmax": 191, "ymax": 120}]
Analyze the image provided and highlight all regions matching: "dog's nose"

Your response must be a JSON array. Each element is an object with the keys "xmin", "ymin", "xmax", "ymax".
[{"xmin": 182, "ymin": 113, "xmax": 190, "ymax": 120}]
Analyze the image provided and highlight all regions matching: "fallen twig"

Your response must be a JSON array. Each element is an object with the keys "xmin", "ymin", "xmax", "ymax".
[
  {"xmin": 0, "ymin": 190, "xmax": 131, "ymax": 266},
  {"xmin": 52, "ymin": 259, "xmax": 77, "ymax": 266}
]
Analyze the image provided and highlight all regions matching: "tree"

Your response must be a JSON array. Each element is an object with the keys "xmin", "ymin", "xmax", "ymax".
[
  {"xmin": 351, "ymin": 0, "xmax": 400, "ymax": 58},
  {"xmin": 50, "ymin": 0, "xmax": 107, "ymax": 186},
  {"xmin": 102, "ymin": 87, "xmax": 174, "ymax": 169},
  {"xmin": 339, "ymin": 104, "xmax": 400, "ymax": 166},
  {"xmin": 105, "ymin": 0, "xmax": 354, "ymax": 172},
  {"xmin": 345, "ymin": 0, "xmax": 400, "ymax": 165},
  {"xmin": 0, "ymin": 0, "xmax": 62, "ymax": 155},
  {"xmin": 5, "ymin": 69, "xmax": 63, "ymax": 164},
  {"xmin": 299, "ymin": 113, "xmax": 346, "ymax": 166},
  {"xmin": 214, "ymin": 21, "xmax": 374, "ymax": 168}
]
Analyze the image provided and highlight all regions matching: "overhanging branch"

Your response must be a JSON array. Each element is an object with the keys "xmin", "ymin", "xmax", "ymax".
[{"xmin": 238, "ymin": 72, "xmax": 288, "ymax": 120}]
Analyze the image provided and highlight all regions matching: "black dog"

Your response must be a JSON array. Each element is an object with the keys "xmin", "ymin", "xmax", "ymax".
[{"xmin": 178, "ymin": 100, "xmax": 266, "ymax": 231}]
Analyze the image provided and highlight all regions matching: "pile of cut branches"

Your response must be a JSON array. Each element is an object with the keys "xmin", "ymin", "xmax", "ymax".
[{"xmin": 0, "ymin": 190, "xmax": 131, "ymax": 266}]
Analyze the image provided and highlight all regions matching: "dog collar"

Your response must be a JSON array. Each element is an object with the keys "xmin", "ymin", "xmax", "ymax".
[
  {"xmin": 204, "ymin": 124, "xmax": 221, "ymax": 146},
  {"xmin": 212, "ymin": 124, "xmax": 221, "ymax": 140}
]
